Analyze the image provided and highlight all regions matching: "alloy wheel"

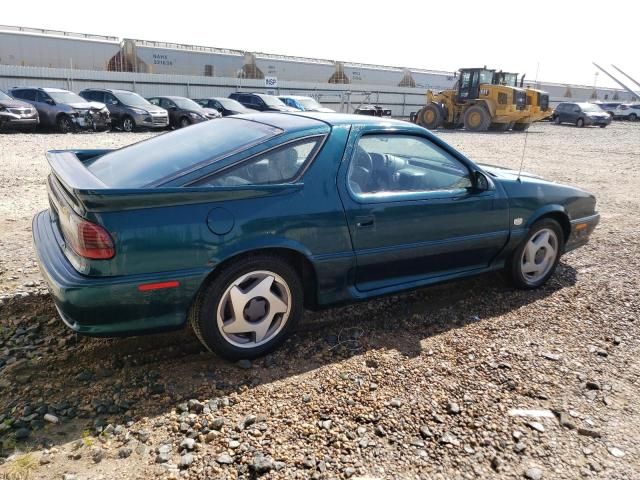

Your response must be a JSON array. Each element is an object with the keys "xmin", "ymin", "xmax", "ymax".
[
  {"xmin": 216, "ymin": 270, "xmax": 291, "ymax": 348},
  {"xmin": 520, "ymin": 228, "xmax": 559, "ymax": 285}
]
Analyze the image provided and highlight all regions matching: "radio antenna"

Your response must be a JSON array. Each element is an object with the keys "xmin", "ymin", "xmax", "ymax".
[{"xmin": 517, "ymin": 61, "xmax": 540, "ymax": 182}]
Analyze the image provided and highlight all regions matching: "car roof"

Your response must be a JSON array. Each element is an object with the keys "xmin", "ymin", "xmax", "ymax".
[
  {"xmin": 11, "ymin": 86, "xmax": 70, "ymax": 92},
  {"xmin": 81, "ymin": 88, "xmax": 135, "ymax": 94},
  {"xmin": 279, "ymin": 95, "xmax": 310, "ymax": 100},
  {"xmin": 240, "ymin": 111, "xmax": 418, "ymax": 131}
]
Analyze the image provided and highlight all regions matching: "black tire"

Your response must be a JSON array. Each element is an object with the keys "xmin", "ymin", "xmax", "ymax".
[
  {"xmin": 489, "ymin": 122, "xmax": 510, "ymax": 132},
  {"xmin": 576, "ymin": 118, "xmax": 584, "ymax": 128},
  {"xmin": 416, "ymin": 104, "xmax": 444, "ymax": 130},
  {"xmin": 599, "ymin": 124, "xmax": 607, "ymax": 128},
  {"xmin": 554, "ymin": 115, "xmax": 561, "ymax": 125},
  {"xmin": 512, "ymin": 123, "xmax": 531, "ymax": 132},
  {"xmin": 629, "ymin": 113, "xmax": 637, "ymax": 121},
  {"xmin": 508, "ymin": 218, "xmax": 564, "ymax": 289},
  {"xmin": 121, "ymin": 115, "xmax": 135, "ymax": 132},
  {"xmin": 179, "ymin": 116, "xmax": 191, "ymax": 129},
  {"xmin": 463, "ymin": 105, "xmax": 491, "ymax": 132},
  {"xmin": 189, "ymin": 254, "xmax": 303, "ymax": 360},
  {"xmin": 57, "ymin": 115, "xmax": 74, "ymax": 134}
]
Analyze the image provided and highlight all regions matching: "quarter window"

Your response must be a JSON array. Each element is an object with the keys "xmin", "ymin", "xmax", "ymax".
[
  {"xmin": 196, "ymin": 137, "xmax": 323, "ymax": 186},
  {"xmin": 347, "ymin": 134, "xmax": 472, "ymax": 197}
]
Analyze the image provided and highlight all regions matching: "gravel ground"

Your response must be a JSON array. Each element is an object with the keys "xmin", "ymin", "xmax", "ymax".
[{"xmin": 0, "ymin": 122, "xmax": 638, "ymax": 479}]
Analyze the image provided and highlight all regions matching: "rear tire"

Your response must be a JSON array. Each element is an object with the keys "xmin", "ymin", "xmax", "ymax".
[
  {"xmin": 416, "ymin": 104, "xmax": 444, "ymax": 130},
  {"xmin": 463, "ymin": 105, "xmax": 491, "ymax": 132},
  {"xmin": 189, "ymin": 255, "xmax": 303, "ymax": 360},
  {"xmin": 489, "ymin": 122, "xmax": 510, "ymax": 131},
  {"xmin": 57, "ymin": 115, "xmax": 74, "ymax": 134},
  {"xmin": 508, "ymin": 218, "xmax": 563, "ymax": 289}
]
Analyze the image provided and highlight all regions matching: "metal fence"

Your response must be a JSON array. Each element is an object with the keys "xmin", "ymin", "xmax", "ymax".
[{"xmin": 0, "ymin": 65, "xmax": 430, "ymax": 118}]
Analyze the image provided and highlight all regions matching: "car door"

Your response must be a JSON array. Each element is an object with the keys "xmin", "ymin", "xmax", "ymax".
[
  {"xmin": 337, "ymin": 129, "xmax": 510, "ymax": 292},
  {"xmin": 567, "ymin": 104, "xmax": 579, "ymax": 123},
  {"xmin": 159, "ymin": 98, "xmax": 179, "ymax": 125},
  {"xmin": 104, "ymin": 93, "xmax": 122, "ymax": 123},
  {"xmin": 35, "ymin": 91, "xmax": 57, "ymax": 126}
]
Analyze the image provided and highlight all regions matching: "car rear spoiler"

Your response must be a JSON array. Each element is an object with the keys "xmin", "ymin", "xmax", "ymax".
[{"xmin": 45, "ymin": 149, "xmax": 302, "ymax": 213}]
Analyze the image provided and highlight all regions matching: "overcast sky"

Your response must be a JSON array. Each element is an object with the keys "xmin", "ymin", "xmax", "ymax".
[{"xmin": 2, "ymin": 0, "xmax": 639, "ymax": 90}]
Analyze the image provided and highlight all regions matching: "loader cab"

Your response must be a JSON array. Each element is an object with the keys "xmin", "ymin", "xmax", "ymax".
[
  {"xmin": 493, "ymin": 71, "xmax": 519, "ymax": 87},
  {"xmin": 457, "ymin": 68, "xmax": 495, "ymax": 102}
]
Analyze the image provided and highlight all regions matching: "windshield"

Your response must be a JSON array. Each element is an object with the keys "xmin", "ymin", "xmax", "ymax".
[
  {"xmin": 581, "ymin": 103, "xmax": 604, "ymax": 113},
  {"xmin": 478, "ymin": 70, "xmax": 494, "ymax": 84},
  {"xmin": 218, "ymin": 98, "xmax": 247, "ymax": 110},
  {"xmin": 0, "ymin": 90, "xmax": 12, "ymax": 100},
  {"xmin": 172, "ymin": 97, "xmax": 203, "ymax": 110},
  {"xmin": 298, "ymin": 98, "xmax": 322, "ymax": 109},
  {"xmin": 85, "ymin": 118, "xmax": 282, "ymax": 187},
  {"xmin": 257, "ymin": 94, "xmax": 287, "ymax": 107},
  {"xmin": 114, "ymin": 91, "xmax": 152, "ymax": 108},
  {"xmin": 48, "ymin": 91, "xmax": 87, "ymax": 104}
]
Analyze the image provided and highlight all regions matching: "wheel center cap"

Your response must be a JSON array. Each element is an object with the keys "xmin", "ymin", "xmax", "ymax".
[
  {"xmin": 535, "ymin": 247, "xmax": 546, "ymax": 264},
  {"xmin": 244, "ymin": 297, "xmax": 268, "ymax": 322}
]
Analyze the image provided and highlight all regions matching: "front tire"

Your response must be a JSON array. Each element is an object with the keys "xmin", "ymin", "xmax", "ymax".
[
  {"xmin": 554, "ymin": 116, "xmax": 561, "ymax": 125},
  {"xmin": 416, "ymin": 104, "xmax": 444, "ymax": 130},
  {"xmin": 121, "ymin": 115, "xmax": 135, "ymax": 132},
  {"xmin": 179, "ymin": 116, "xmax": 191, "ymax": 129},
  {"xmin": 189, "ymin": 255, "xmax": 303, "ymax": 360},
  {"xmin": 508, "ymin": 218, "xmax": 563, "ymax": 289},
  {"xmin": 512, "ymin": 122, "xmax": 531, "ymax": 132},
  {"xmin": 576, "ymin": 118, "xmax": 585, "ymax": 128},
  {"xmin": 57, "ymin": 115, "xmax": 74, "ymax": 133},
  {"xmin": 629, "ymin": 113, "xmax": 637, "ymax": 121}
]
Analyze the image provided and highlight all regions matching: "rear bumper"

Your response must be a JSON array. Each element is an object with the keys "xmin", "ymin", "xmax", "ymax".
[
  {"xmin": 32, "ymin": 210, "xmax": 209, "ymax": 336},
  {"xmin": 565, "ymin": 213, "xmax": 599, "ymax": 253}
]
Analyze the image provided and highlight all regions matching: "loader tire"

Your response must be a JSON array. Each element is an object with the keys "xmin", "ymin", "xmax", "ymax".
[
  {"xmin": 512, "ymin": 123, "xmax": 531, "ymax": 132},
  {"xmin": 463, "ymin": 105, "xmax": 491, "ymax": 132},
  {"xmin": 417, "ymin": 104, "xmax": 444, "ymax": 130}
]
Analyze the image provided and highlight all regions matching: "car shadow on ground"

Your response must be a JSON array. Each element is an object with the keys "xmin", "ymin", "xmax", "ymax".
[{"xmin": 0, "ymin": 262, "xmax": 577, "ymax": 452}]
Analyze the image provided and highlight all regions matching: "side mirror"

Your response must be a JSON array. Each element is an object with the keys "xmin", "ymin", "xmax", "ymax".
[
  {"xmin": 473, "ymin": 171, "xmax": 490, "ymax": 192},
  {"xmin": 45, "ymin": 99, "xmax": 55, "ymax": 105}
]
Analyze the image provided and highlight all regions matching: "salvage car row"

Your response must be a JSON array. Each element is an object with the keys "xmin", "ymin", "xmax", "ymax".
[{"xmin": 0, "ymin": 86, "xmax": 334, "ymax": 133}]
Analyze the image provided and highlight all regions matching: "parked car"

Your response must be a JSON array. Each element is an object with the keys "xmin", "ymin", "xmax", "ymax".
[
  {"xmin": 147, "ymin": 96, "xmax": 220, "ymax": 129},
  {"xmin": 195, "ymin": 97, "xmax": 256, "ymax": 116},
  {"xmin": 279, "ymin": 95, "xmax": 335, "ymax": 112},
  {"xmin": 552, "ymin": 102, "xmax": 611, "ymax": 128},
  {"xmin": 33, "ymin": 112, "xmax": 599, "ymax": 359},
  {"xmin": 612, "ymin": 103, "xmax": 640, "ymax": 121},
  {"xmin": 595, "ymin": 101, "xmax": 622, "ymax": 116},
  {"xmin": 229, "ymin": 92, "xmax": 298, "ymax": 112},
  {"xmin": 10, "ymin": 87, "xmax": 110, "ymax": 133},
  {"xmin": 79, "ymin": 88, "xmax": 168, "ymax": 132},
  {"xmin": 354, "ymin": 104, "xmax": 392, "ymax": 117},
  {"xmin": 0, "ymin": 89, "xmax": 39, "ymax": 131}
]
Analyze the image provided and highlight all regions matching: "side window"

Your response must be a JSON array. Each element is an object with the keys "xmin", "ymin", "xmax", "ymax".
[
  {"xmin": 347, "ymin": 134, "xmax": 472, "ymax": 197},
  {"xmin": 36, "ymin": 91, "xmax": 51, "ymax": 103},
  {"xmin": 195, "ymin": 137, "xmax": 323, "ymax": 187},
  {"xmin": 104, "ymin": 93, "xmax": 117, "ymax": 105},
  {"xmin": 148, "ymin": 98, "xmax": 160, "ymax": 106},
  {"xmin": 16, "ymin": 90, "xmax": 36, "ymax": 101}
]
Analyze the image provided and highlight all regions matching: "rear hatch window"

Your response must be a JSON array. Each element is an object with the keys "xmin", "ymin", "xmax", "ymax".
[{"xmin": 85, "ymin": 118, "xmax": 281, "ymax": 187}]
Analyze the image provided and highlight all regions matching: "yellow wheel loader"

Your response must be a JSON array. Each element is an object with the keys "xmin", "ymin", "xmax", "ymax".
[
  {"xmin": 493, "ymin": 71, "xmax": 553, "ymax": 131},
  {"xmin": 416, "ymin": 67, "xmax": 527, "ymax": 132}
]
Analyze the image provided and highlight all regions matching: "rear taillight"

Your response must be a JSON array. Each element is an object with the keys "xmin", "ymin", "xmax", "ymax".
[{"xmin": 58, "ymin": 209, "xmax": 115, "ymax": 260}]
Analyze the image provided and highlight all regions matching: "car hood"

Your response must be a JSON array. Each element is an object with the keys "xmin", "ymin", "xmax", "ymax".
[
  {"xmin": 479, "ymin": 164, "xmax": 544, "ymax": 182},
  {"xmin": 0, "ymin": 98, "xmax": 33, "ymax": 109},
  {"xmin": 67, "ymin": 101, "xmax": 107, "ymax": 110},
  {"xmin": 309, "ymin": 107, "xmax": 335, "ymax": 113}
]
